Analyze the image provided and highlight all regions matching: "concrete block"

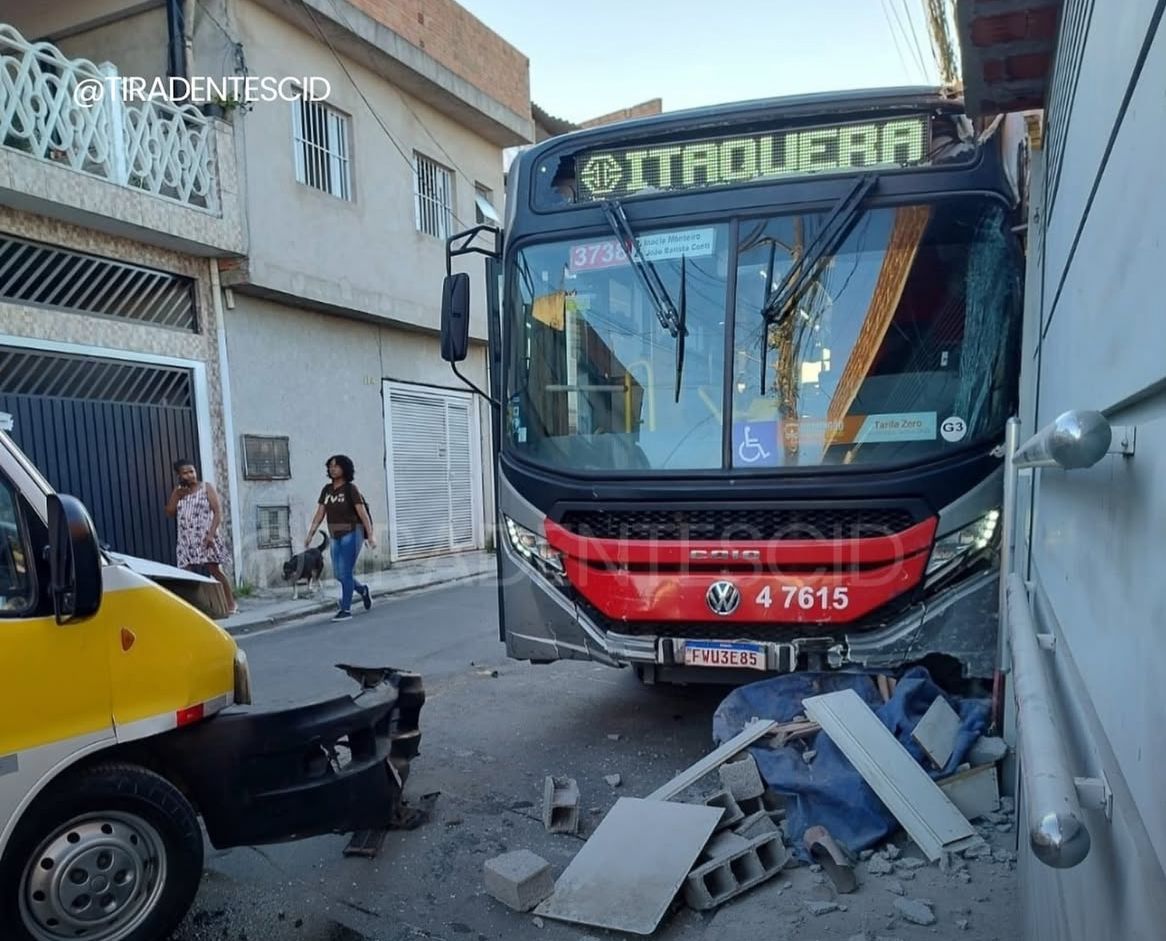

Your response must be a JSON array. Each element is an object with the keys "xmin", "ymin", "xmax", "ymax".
[
  {"xmin": 543, "ymin": 775, "xmax": 580, "ymax": 834},
  {"xmin": 704, "ymin": 789, "xmax": 745, "ymax": 831},
  {"xmin": 735, "ymin": 788, "xmax": 784, "ymax": 819},
  {"xmin": 699, "ymin": 830, "xmax": 752, "ymax": 862},
  {"xmin": 734, "ymin": 810, "xmax": 780, "ymax": 839},
  {"xmin": 683, "ymin": 831, "xmax": 788, "ymax": 911},
  {"xmin": 718, "ymin": 753, "xmax": 765, "ymax": 801},
  {"xmin": 938, "ymin": 764, "xmax": 999, "ymax": 821},
  {"xmin": 484, "ymin": 850, "xmax": 554, "ymax": 912}
]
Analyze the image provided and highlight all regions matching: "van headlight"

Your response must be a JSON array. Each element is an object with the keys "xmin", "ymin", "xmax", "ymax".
[
  {"xmin": 926, "ymin": 510, "xmax": 1000, "ymax": 576},
  {"xmin": 504, "ymin": 516, "xmax": 565, "ymax": 576}
]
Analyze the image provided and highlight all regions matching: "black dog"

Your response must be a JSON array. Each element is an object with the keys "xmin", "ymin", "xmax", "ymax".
[{"xmin": 282, "ymin": 532, "xmax": 328, "ymax": 598}]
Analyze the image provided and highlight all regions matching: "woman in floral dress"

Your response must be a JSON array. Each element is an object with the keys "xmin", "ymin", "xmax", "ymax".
[{"xmin": 165, "ymin": 459, "xmax": 237, "ymax": 615}]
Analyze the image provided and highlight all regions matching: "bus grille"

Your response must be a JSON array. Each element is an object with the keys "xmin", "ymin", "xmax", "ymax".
[{"xmin": 558, "ymin": 507, "xmax": 917, "ymax": 542}]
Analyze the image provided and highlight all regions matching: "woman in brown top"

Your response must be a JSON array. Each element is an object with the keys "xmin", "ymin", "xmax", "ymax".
[{"xmin": 305, "ymin": 454, "xmax": 377, "ymax": 621}]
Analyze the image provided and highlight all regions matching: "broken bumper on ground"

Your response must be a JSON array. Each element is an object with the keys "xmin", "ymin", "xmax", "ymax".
[{"xmin": 152, "ymin": 665, "xmax": 425, "ymax": 848}]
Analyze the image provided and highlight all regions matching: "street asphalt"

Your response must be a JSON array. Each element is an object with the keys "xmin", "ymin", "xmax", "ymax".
[{"xmin": 170, "ymin": 577, "xmax": 1019, "ymax": 941}]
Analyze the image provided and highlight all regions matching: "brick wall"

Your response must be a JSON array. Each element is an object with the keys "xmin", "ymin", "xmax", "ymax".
[
  {"xmin": 580, "ymin": 98, "xmax": 664, "ymax": 129},
  {"xmin": 347, "ymin": 0, "xmax": 530, "ymax": 117}
]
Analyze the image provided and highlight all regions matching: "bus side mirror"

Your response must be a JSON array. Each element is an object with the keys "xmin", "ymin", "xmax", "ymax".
[
  {"xmin": 47, "ymin": 493, "xmax": 102, "ymax": 624},
  {"xmin": 441, "ymin": 272, "xmax": 471, "ymax": 363}
]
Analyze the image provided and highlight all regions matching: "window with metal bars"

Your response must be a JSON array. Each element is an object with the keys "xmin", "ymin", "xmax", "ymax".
[
  {"xmin": 256, "ymin": 505, "xmax": 292, "ymax": 549},
  {"xmin": 414, "ymin": 152, "xmax": 454, "ymax": 239},
  {"xmin": 292, "ymin": 93, "xmax": 352, "ymax": 200},
  {"xmin": 241, "ymin": 435, "xmax": 291, "ymax": 480},
  {"xmin": 0, "ymin": 235, "xmax": 197, "ymax": 331}
]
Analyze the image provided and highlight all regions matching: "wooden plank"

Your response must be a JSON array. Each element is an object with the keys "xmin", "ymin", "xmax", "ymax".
[
  {"xmin": 803, "ymin": 689, "xmax": 979, "ymax": 862},
  {"xmin": 645, "ymin": 719, "xmax": 778, "ymax": 801},
  {"xmin": 534, "ymin": 798, "xmax": 723, "ymax": 934}
]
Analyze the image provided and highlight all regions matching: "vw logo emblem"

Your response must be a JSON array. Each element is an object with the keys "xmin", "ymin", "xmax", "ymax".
[{"xmin": 706, "ymin": 580, "xmax": 741, "ymax": 617}]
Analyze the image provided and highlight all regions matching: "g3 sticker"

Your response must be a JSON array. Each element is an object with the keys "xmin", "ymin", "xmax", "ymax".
[{"xmin": 940, "ymin": 416, "xmax": 968, "ymax": 443}]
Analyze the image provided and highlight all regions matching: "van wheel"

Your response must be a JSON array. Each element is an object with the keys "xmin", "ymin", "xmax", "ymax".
[{"xmin": 0, "ymin": 763, "xmax": 204, "ymax": 941}]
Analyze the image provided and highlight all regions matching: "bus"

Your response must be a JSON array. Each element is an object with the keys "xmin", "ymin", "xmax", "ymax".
[{"xmin": 439, "ymin": 87, "xmax": 1027, "ymax": 690}]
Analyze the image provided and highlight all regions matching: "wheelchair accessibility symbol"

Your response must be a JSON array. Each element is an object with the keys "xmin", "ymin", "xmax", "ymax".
[{"xmin": 733, "ymin": 422, "xmax": 777, "ymax": 465}]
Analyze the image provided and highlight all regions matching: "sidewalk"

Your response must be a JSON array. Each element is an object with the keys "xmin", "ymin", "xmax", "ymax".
[{"xmin": 220, "ymin": 549, "xmax": 496, "ymax": 635}]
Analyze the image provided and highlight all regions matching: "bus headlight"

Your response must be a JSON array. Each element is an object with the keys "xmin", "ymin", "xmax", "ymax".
[
  {"xmin": 504, "ymin": 516, "xmax": 565, "ymax": 576},
  {"xmin": 926, "ymin": 510, "xmax": 1000, "ymax": 576}
]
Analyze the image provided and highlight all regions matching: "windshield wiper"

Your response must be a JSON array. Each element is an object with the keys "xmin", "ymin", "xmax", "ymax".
[
  {"xmin": 601, "ymin": 199, "xmax": 688, "ymax": 402},
  {"xmin": 758, "ymin": 173, "xmax": 878, "ymax": 393}
]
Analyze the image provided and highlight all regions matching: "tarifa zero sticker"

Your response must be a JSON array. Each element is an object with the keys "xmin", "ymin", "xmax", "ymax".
[{"xmin": 940, "ymin": 416, "xmax": 968, "ymax": 442}]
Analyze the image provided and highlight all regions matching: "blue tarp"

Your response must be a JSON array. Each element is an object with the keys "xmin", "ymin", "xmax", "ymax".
[{"xmin": 711, "ymin": 667, "xmax": 990, "ymax": 861}]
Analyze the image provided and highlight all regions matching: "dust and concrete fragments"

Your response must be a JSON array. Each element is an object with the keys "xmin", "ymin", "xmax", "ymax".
[
  {"xmin": 805, "ymin": 900, "xmax": 842, "ymax": 916},
  {"xmin": 604, "ymin": 774, "xmax": 622, "ymax": 788},
  {"xmin": 866, "ymin": 854, "xmax": 895, "ymax": 875},
  {"xmin": 484, "ymin": 850, "xmax": 555, "ymax": 912},
  {"xmin": 968, "ymin": 735, "xmax": 1009, "ymax": 765},
  {"xmin": 894, "ymin": 897, "xmax": 937, "ymax": 926},
  {"xmin": 543, "ymin": 776, "xmax": 580, "ymax": 834}
]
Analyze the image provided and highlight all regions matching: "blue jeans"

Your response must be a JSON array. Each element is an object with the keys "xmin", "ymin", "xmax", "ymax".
[{"xmin": 330, "ymin": 526, "xmax": 367, "ymax": 613}]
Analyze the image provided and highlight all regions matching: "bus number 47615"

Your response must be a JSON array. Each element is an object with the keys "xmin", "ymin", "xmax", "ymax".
[{"xmin": 755, "ymin": 585, "xmax": 850, "ymax": 611}]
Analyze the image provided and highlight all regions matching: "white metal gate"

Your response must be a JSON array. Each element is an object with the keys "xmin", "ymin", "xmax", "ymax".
[{"xmin": 383, "ymin": 381, "xmax": 482, "ymax": 561}]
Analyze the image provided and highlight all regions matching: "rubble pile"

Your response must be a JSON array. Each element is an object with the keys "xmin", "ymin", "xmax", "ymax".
[{"xmin": 483, "ymin": 666, "xmax": 1017, "ymax": 935}]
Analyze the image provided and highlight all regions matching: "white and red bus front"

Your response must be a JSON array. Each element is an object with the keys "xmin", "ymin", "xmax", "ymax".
[{"xmin": 476, "ymin": 93, "xmax": 1024, "ymax": 685}]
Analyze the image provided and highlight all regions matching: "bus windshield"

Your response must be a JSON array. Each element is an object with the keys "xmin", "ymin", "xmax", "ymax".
[{"xmin": 504, "ymin": 196, "xmax": 1022, "ymax": 473}]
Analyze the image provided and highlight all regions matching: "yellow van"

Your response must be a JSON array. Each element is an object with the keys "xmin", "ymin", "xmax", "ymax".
[{"xmin": 0, "ymin": 422, "xmax": 424, "ymax": 941}]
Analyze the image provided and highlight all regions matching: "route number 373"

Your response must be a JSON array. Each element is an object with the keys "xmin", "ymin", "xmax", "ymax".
[{"xmin": 755, "ymin": 585, "xmax": 850, "ymax": 611}]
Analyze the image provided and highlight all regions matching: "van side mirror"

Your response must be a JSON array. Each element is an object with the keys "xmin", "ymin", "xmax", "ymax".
[
  {"xmin": 47, "ymin": 493, "xmax": 102, "ymax": 624},
  {"xmin": 441, "ymin": 272, "xmax": 471, "ymax": 363}
]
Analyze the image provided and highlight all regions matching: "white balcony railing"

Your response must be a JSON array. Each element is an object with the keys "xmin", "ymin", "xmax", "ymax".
[{"xmin": 0, "ymin": 23, "xmax": 219, "ymax": 213}]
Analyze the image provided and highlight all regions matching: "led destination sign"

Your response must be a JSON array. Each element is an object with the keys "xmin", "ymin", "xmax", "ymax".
[{"xmin": 575, "ymin": 116, "xmax": 930, "ymax": 201}]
